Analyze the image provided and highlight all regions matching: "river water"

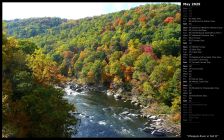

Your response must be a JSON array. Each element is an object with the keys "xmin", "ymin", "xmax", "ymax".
[{"xmin": 63, "ymin": 84, "xmax": 159, "ymax": 138}]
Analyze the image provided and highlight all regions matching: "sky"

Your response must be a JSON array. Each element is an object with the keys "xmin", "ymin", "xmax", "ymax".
[{"xmin": 3, "ymin": 2, "xmax": 180, "ymax": 20}]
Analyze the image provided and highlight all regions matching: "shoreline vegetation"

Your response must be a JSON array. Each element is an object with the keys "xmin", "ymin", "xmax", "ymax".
[{"xmin": 3, "ymin": 3, "xmax": 181, "ymax": 137}]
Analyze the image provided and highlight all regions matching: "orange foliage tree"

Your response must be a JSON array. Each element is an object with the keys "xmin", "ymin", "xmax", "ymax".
[
  {"xmin": 164, "ymin": 17, "xmax": 174, "ymax": 23},
  {"xmin": 26, "ymin": 49, "xmax": 66, "ymax": 85}
]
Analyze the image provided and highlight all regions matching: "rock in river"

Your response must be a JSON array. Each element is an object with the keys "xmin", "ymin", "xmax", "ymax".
[
  {"xmin": 106, "ymin": 90, "xmax": 113, "ymax": 96},
  {"xmin": 120, "ymin": 111, "xmax": 129, "ymax": 115},
  {"xmin": 114, "ymin": 94, "xmax": 122, "ymax": 99},
  {"xmin": 144, "ymin": 121, "xmax": 152, "ymax": 126},
  {"xmin": 149, "ymin": 115, "xmax": 157, "ymax": 120},
  {"xmin": 152, "ymin": 118, "xmax": 162, "ymax": 122},
  {"xmin": 151, "ymin": 130, "xmax": 166, "ymax": 136},
  {"xmin": 76, "ymin": 88, "xmax": 82, "ymax": 92},
  {"xmin": 143, "ymin": 127, "xmax": 154, "ymax": 133},
  {"xmin": 134, "ymin": 102, "xmax": 140, "ymax": 106}
]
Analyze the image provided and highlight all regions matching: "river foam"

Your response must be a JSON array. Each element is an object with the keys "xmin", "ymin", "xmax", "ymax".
[{"xmin": 98, "ymin": 120, "xmax": 107, "ymax": 125}]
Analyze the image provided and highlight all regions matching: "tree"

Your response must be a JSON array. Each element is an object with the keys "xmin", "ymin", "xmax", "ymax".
[
  {"xmin": 139, "ymin": 14, "xmax": 147, "ymax": 23},
  {"xmin": 174, "ymin": 12, "xmax": 181, "ymax": 23},
  {"xmin": 152, "ymin": 38, "xmax": 180, "ymax": 58},
  {"xmin": 120, "ymin": 32, "xmax": 129, "ymax": 47},
  {"xmin": 18, "ymin": 40, "xmax": 38, "ymax": 54},
  {"xmin": 164, "ymin": 17, "xmax": 174, "ymax": 23},
  {"xmin": 128, "ymin": 39, "xmax": 142, "ymax": 50},
  {"xmin": 134, "ymin": 53, "xmax": 156, "ymax": 74},
  {"xmin": 109, "ymin": 60, "xmax": 123, "ymax": 77},
  {"xmin": 113, "ymin": 18, "xmax": 124, "ymax": 27},
  {"xmin": 2, "ymin": 36, "xmax": 18, "ymax": 74},
  {"xmin": 143, "ymin": 81, "xmax": 155, "ymax": 97},
  {"xmin": 149, "ymin": 55, "xmax": 179, "ymax": 88},
  {"xmin": 52, "ymin": 53, "xmax": 63, "ymax": 64},
  {"xmin": 126, "ymin": 20, "xmax": 134, "ymax": 26},
  {"xmin": 91, "ymin": 60, "xmax": 104, "ymax": 83},
  {"xmin": 60, "ymin": 51, "xmax": 74, "ymax": 76},
  {"xmin": 26, "ymin": 49, "xmax": 65, "ymax": 85},
  {"xmin": 120, "ymin": 52, "xmax": 139, "ymax": 66},
  {"xmin": 109, "ymin": 51, "xmax": 123, "ymax": 63}
]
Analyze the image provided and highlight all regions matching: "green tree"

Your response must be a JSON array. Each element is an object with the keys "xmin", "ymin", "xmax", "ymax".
[
  {"xmin": 152, "ymin": 38, "xmax": 180, "ymax": 58},
  {"xmin": 18, "ymin": 40, "xmax": 38, "ymax": 55}
]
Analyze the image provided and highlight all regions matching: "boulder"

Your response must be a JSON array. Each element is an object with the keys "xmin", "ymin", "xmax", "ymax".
[
  {"xmin": 106, "ymin": 90, "xmax": 113, "ymax": 96},
  {"xmin": 72, "ymin": 112, "xmax": 80, "ymax": 115},
  {"xmin": 144, "ymin": 122, "xmax": 150, "ymax": 126},
  {"xmin": 89, "ymin": 87, "xmax": 95, "ymax": 91},
  {"xmin": 116, "ymin": 88, "xmax": 123, "ymax": 94},
  {"xmin": 150, "ymin": 124, "xmax": 156, "ymax": 128},
  {"xmin": 144, "ymin": 120, "xmax": 152, "ymax": 126},
  {"xmin": 114, "ymin": 94, "xmax": 122, "ymax": 99},
  {"xmin": 149, "ymin": 115, "xmax": 157, "ymax": 120},
  {"xmin": 76, "ymin": 88, "xmax": 82, "ymax": 92},
  {"xmin": 143, "ymin": 127, "xmax": 154, "ymax": 133},
  {"xmin": 128, "ymin": 113, "xmax": 139, "ymax": 117},
  {"xmin": 131, "ymin": 96, "xmax": 138, "ymax": 104},
  {"xmin": 147, "ymin": 119, "xmax": 152, "ymax": 123},
  {"xmin": 142, "ymin": 114, "xmax": 147, "ymax": 118},
  {"xmin": 120, "ymin": 111, "xmax": 129, "ymax": 115},
  {"xmin": 152, "ymin": 119, "xmax": 162, "ymax": 122},
  {"xmin": 70, "ymin": 84, "xmax": 80, "ymax": 90},
  {"xmin": 155, "ymin": 121, "xmax": 162, "ymax": 126},
  {"xmin": 131, "ymin": 100, "xmax": 136, "ymax": 104},
  {"xmin": 151, "ymin": 130, "xmax": 166, "ymax": 136},
  {"xmin": 134, "ymin": 102, "xmax": 140, "ymax": 106}
]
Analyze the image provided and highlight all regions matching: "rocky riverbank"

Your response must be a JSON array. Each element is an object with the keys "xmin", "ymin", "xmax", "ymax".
[
  {"xmin": 105, "ymin": 88, "xmax": 181, "ymax": 137},
  {"xmin": 64, "ymin": 82, "xmax": 180, "ymax": 137}
]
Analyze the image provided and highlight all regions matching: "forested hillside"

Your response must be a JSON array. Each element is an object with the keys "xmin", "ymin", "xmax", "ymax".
[{"xmin": 3, "ymin": 3, "xmax": 181, "ymax": 137}]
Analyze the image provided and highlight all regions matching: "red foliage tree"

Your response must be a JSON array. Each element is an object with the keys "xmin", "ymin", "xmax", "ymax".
[
  {"xmin": 164, "ymin": 17, "xmax": 174, "ymax": 23},
  {"xmin": 138, "ymin": 15, "xmax": 147, "ymax": 23},
  {"xmin": 141, "ymin": 45, "xmax": 153, "ymax": 53},
  {"xmin": 141, "ymin": 45, "xmax": 158, "ymax": 60},
  {"xmin": 114, "ymin": 18, "xmax": 124, "ymax": 26},
  {"xmin": 127, "ymin": 20, "xmax": 134, "ymax": 26}
]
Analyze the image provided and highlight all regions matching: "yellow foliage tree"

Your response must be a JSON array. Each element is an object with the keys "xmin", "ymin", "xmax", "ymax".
[{"xmin": 26, "ymin": 49, "xmax": 65, "ymax": 85}]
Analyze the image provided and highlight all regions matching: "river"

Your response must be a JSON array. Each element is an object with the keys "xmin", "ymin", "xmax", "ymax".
[{"xmin": 63, "ymin": 84, "xmax": 165, "ymax": 138}]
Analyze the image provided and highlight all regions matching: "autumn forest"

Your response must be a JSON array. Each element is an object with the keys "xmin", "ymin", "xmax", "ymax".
[{"xmin": 2, "ymin": 3, "xmax": 181, "ymax": 137}]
